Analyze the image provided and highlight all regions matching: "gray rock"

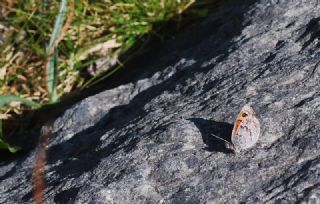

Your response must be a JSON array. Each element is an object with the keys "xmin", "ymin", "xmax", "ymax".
[{"xmin": 1, "ymin": 0, "xmax": 320, "ymax": 203}]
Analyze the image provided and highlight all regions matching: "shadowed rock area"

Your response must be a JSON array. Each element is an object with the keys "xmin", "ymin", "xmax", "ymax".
[{"xmin": 1, "ymin": 0, "xmax": 320, "ymax": 203}]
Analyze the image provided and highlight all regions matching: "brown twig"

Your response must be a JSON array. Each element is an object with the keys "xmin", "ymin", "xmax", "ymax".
[
  {"xmin": 33, "ymin": 2, "xmax": 75, "ymax": 203},
  {"xmin": 32, "ymin": 121, "xmax": 53, "ymax": 204}
]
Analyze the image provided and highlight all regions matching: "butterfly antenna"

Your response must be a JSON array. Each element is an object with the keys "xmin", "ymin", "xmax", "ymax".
[{"xmin": 211, "ymin": 134, "xmax": 232, "ymax": 145}]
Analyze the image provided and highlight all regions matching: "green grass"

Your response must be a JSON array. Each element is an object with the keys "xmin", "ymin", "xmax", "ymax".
[
  {"xmin": 0, "ymin": 0, "xmax": 221, "ymax": 152},
  {"xmin": 0, "ymin": 0, "xmax": 200, "ymax": 104}
]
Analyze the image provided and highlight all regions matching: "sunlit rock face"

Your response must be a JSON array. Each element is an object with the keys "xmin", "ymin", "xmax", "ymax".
[{"xmin": 1, "ymin": 0, "xmax": 320, "ymax": 203}]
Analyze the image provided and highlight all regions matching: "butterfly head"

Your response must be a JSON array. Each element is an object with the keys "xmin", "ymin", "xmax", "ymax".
[{"xmin": 239, "ymin": 104, "xmax": 254, "ymax": 120}]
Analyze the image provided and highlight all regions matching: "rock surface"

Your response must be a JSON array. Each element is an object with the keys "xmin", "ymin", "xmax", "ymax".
[{"xmin": 1, "ymin": 0, "xmax": 320, "ymax": 203}]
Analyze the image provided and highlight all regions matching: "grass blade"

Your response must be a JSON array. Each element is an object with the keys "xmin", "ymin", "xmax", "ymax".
[
  {"xmin": 46, "ymin": 0, "xmax": 68, "ymax": 102},
  {"xmin": 47, "ymin": 50, "xmax": 58, "ymax": 102},
  {"xmin": 0, "ymin": 95, "xmax": 41, "ymax": 108},
  {"xmin": 47, "ymin": 0, "xmax": 67, "ymax": 50}
]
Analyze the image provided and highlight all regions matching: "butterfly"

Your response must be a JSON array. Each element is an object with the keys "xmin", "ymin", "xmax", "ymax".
[{"xmin": 212, "ymin": 104, "xmax": 261, "ymax": 153}]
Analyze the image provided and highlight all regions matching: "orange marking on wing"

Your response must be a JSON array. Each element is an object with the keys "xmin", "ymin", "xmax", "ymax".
[{"xmin": 232, "ymin": 117, "xmax": 243, "ymax": 138}]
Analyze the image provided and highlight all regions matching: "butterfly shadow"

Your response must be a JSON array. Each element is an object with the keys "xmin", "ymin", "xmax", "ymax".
[{"xmin": 188, "ymin": 118, "xmax": 234, "ymax": 154}]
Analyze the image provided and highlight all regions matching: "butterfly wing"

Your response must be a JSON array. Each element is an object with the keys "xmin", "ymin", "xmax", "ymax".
[{"xmin": 234, "ymin": 116, "xmax": 260, "ymax": 150}]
